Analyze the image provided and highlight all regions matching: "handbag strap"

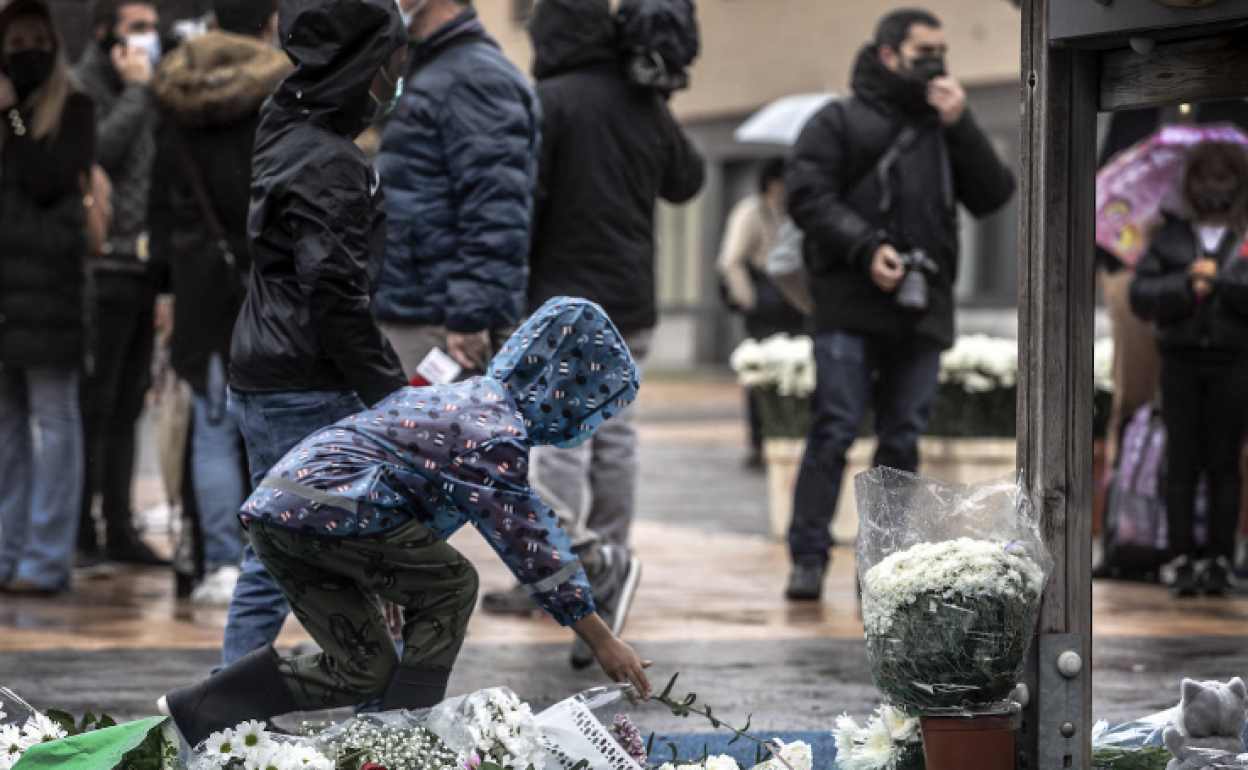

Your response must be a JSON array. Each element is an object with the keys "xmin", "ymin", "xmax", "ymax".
[{"xmin": 171, "ymin": 132, "xmax": 235, "ymax": 270}]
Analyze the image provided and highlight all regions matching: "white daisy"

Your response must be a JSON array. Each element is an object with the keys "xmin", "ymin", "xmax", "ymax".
[
  {"xmin": 287, "ymin": 745, "xmax": 333, "ymax": 770},
  {"xmin": 20, "ymin": 713, "xmax": 66, "ymax": 746},
  {"xmin": 234, "ymin": 720, "xmax": 273, "ymax": 759},
  {"xmin": 0, "ymin": 725, "xmax": 27, "ymax": 761},
  {"xmin": 205, "ymin": 727, "xmax": 239, "ymax": 758}
]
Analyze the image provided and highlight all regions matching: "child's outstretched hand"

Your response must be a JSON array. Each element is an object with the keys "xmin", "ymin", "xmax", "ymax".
[{"xmin": 573, "ymin": 614, "xmax": 653, "ymax": 702}]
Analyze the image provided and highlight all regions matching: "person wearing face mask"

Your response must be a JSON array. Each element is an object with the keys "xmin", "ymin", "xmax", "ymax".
[
  {"xmin": 219, "ymin": 0, "xmax": 409, "ymax": 669},
  {"xmin": 73, "ymin": 0, "xmax": 169, "ymax": 572},
  {"xmin": 0, "ymin": 0, "xmax": 96, "ymax": 595},
  {"xmin": 372, "ymin": 0, "xmax": 539, "ymax": 379},
  {"xmin": 1130, "ymin": 143, "xmax": 1248, "ymax": 599},
  {"xmin": 782, "ymin": 8, "xmax": 1015, "ymax": 601}
]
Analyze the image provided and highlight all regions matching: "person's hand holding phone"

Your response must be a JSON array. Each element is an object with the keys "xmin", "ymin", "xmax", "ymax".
[{"xmin": 111, "ymin": 42, "xmax": 153, "ymax": 85}]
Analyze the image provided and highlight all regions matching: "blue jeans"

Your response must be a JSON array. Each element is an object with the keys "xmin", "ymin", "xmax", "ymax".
[
  {"xmin": 220, "ymin": 389, "xmax": 366, "ymax": 668},
  {"xmin": 788, "ymin": 332, "xmax": 942, "ymax": 565},
  {"xmin": 0, "ymin": 368, "xmax": 84, "ymax": 591},
  {"xmin": 192, "ymin": 356, "xmax": 246, "ymax": 572}
]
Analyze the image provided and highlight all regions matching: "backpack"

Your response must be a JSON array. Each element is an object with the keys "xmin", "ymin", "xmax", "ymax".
[
  {"xmin": 1098, "ymin": 404, "xmax": 1207, "ymax": 581},
  {"xmin": 615, "ymin": 0, "xmax": 699, "ymax": 94}
]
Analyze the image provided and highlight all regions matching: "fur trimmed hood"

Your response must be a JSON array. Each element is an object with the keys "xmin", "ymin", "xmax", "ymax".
[{"xmin": 153, "ymin": 31, "xmax": 291, "ymax": 127}]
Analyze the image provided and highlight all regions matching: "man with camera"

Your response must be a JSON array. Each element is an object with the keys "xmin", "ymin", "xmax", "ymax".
[{"xmin": 784, "ymin": 9, "xmax": 1015, "ymax": 601}]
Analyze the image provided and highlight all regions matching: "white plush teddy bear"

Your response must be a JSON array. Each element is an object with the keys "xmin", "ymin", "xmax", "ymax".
[{"xmin": 1164, "ymin": 678, "xmax": 1248, "ymax": 770}]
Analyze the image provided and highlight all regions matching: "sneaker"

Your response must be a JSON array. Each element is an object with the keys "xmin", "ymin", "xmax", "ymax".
[
  {"xmin": 481, "ymin": 584, "xmax": 538, "ymax": 616},
  {"xmin": 1163, "ymin": 556, "xmax": 1198, "ymax": 598},
  {"xmin": 190, "ymin": 566, "xmax": 241, "ymax": 607},
  {"xmin": 743, "ymin": 451, "xmax": 764, "ymax": 472},
  {"xmin": 785, "ymin": 560, "xmax": 826, "ymax": 602},
  {"xmin": 74, "ymin": 549, "xmax": 117, "ymax": 580},
  {"xmin": 106, "ymin": 526, "xmax": 171, "ymax": 567},
  {"xmin": 1198, "ymin": 557, "xmax": 1233, "ymax": 597},
  {"xmin": 571, "ymin": 545, "xmax": 641, "ymax": 670}
]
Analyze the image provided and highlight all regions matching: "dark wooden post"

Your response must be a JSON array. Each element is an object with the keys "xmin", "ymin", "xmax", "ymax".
[{"xmin": 1017, "ymin": 0, "xmax": 1098, "ymax": 768}]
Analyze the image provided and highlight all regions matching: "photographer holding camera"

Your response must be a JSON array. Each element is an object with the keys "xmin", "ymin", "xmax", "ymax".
[{"xmin": 783, "ymin": 9, "xmax": 1015, "ymax": 601}]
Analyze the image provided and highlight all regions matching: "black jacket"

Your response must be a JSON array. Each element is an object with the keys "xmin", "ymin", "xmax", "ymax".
[
  {"xmin": 526, "ymin": 0, "xmax": 706, "ymax": 332},
  {"xmin": 787, "ymin": 46, "xmax": 1015, "ymax": 349},
  {"xmin": 0, "ymin": 93, "xmax": 95, "ymax": 370},
  {"xmin": 228, "ymin": 0, "xmax": 408, "ymax": 407},
  {"xmin": 150, "ymin": 31, "xmax": 292, "ymax": 393},
  {"xmin": 1130, "ymin": 215, "xmax": 1248, "ymax": 357}
]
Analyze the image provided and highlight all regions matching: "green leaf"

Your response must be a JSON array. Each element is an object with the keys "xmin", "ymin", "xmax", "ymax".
[
  {"xmin": 570, "ymin": 761, "xmax": 589, "ymax": 770},
  {"xmin": 97, "ymin": 715, "xmax": 117, "ymax": 730},
  {"xmin": 77, "ymin": 713, "xmax": 97, "ymax": 734},
  {"xmin": 659, "ymin": 673, "xmax": 679, "ymax": 700},
  {"xmin": 44, "ymin": 710, "xmax": 77, "ymax": 737},
  {"xmin": 480, "ymin": 762, "xmax": 507, "ymax": 770},
  {"xmin": 667, "ymin": 742, "xmax": 679, "ymax": 763},
  {"xmin": 646, "ymin": 732, "xmax": 656, "ymax": 756}
]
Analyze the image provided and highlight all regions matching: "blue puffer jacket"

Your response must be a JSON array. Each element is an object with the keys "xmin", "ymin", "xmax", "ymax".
[{"xmin": 374, "ymin": 11, "xmax": 539, "ymax": 333}]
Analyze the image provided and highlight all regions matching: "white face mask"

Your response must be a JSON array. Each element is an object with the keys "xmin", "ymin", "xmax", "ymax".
[
  {"xmin": 395, "ymin": 0, "xmax": 428, "ymax": 31},
  {"xmin": 126, "ymin": 31, "xmax": 162, "ymax": 65}
]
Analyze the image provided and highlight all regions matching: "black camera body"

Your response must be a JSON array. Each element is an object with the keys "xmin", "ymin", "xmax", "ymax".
[{"xmin": 894, "ymin": 249, "xmax": 940, "ymax": 313}]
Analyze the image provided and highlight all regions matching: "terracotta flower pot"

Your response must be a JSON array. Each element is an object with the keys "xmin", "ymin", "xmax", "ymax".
[{"xmin": 919, "ymin": 712, "xmax": 1020, "ymax": 770}]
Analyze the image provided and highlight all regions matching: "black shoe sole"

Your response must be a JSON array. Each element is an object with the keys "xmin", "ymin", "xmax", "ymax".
[{"xmin": 785, "ymin": 589, "xmax": 823, "ymax": 602}]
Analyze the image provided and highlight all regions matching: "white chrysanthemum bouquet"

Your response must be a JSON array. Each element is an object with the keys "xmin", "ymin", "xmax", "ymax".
[
  {"xmin": 854, "ymin": 469, "xmax": 1052, "ymax": 715},
  {"xmin": 833, "ymin": 706, "xmax": 923, "ymax": 770}
]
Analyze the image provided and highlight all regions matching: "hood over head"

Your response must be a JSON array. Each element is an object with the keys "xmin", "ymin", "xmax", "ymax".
[
  {"xmin": 529, "ymin": 0, "xmax": 617, "ymax": 80},
  {"xmin": 271, "ymin": 0, "xmax": 408, "ymax": 137},
  {"xmin": 488, "ymin": 297, "xmax": 641, "ymax": 449},
  {"xmin": 153, "ymin": 30, "xmax": 292, "ymax": 127}
]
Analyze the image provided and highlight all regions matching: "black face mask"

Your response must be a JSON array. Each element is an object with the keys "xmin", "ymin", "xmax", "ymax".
[
  {"xmin": 4, "ymin": 50, "xmax": 55, "ymax": 102},
  {"xmin": 1194, "ymin": 188, "xmax": 1240, "ymax": 216},
  {"xmin": 908, "ymin": 56, "xmax": 947, "ymax": 85}
]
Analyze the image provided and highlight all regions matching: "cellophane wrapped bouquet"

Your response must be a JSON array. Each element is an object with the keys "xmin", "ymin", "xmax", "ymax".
[{"xmin": 854, "ymin": 469, "xmax": 1053, "ymax": 716}]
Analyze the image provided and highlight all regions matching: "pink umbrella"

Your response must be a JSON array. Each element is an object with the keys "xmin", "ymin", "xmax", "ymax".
[{"xmin": 1096, "ymin": 123, "xmax": 1248, "ymax": 267}]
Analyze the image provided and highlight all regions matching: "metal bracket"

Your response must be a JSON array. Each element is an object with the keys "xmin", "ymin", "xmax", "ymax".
[{"xmin": 1035, "ymin": 633, "xmax": 1087, "ymax": 770}]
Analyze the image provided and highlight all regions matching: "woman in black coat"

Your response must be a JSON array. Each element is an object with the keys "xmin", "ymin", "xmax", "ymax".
[
  {"xmin": 1130, "ymin": 142, "xmax": 1248, "ymax": 598},
  {"xmin": 0, "ymin": 0, "xmax": 95, "ymax": 595}
]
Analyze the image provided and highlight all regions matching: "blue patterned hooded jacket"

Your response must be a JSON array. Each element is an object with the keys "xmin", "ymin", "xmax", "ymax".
[{"xmin": 238, "ymin": 297, "xmax": 641, "ymax": 626}]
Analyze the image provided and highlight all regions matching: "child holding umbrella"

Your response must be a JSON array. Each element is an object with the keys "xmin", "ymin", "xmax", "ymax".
[{"xmin": 1130, "ymin": 142, "xmax": 1248, "ymax": 597}]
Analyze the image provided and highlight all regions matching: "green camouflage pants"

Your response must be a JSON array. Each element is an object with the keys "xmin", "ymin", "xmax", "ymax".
[{"xmin": 248, "ymin": 518, "xmax": 478, "ymax": 711}]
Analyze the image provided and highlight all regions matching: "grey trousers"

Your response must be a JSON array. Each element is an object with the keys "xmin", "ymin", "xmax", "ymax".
[
  {"xmin": 378, "ymin": 323, "xmax": 513, "ymax": 380},
  {"xmin": 530, "ymin": 329, "xmax": 652, "ymax": 580}
]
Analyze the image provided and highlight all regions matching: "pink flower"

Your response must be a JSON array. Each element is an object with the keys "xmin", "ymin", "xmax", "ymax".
[
  {"xmin": 463, "ymin": 750, "xmax": 483, "ymax": 770},
  {"xmin": 611, "ymin": 715, "xmax": 647, "ymax": 766}
]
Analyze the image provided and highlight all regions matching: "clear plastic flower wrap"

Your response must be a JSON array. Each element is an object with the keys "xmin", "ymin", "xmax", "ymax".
[
  {"xmin": 854, "ymin": 469, "xmax": 1054, "ymax": 716},
  {"xmin": 533, "ymin": 685, "xmax": 644, "ymax": 770}
]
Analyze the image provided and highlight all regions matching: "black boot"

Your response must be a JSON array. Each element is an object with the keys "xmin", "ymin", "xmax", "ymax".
[
  {"xmin": 378, "ymin": 665, "xmax": 451, "ymax": 711},
  {"xmin": 106, "ymin": 524, "xmax": 171, "ymax": 567},
  {"xmin": 159, "ymin": 646, "xmax": 297, "ymax": 748}
]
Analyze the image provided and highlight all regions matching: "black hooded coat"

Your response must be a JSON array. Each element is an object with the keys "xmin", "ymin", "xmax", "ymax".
[
  {"xmin": 788, "ymin": 46, "xmax": 1015, "ymax": 349},
  {"xmin": 525, "ymin": 0, "xmax": 705, "ymax": 332},
  {"xmin": 228, "ymin": 0, "xmax": 408, "ymax": 407}
]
